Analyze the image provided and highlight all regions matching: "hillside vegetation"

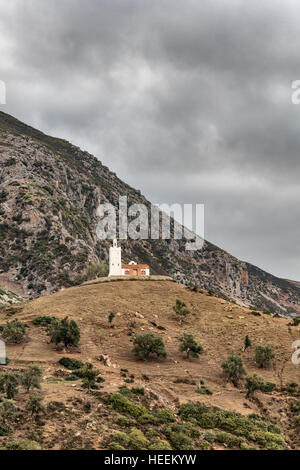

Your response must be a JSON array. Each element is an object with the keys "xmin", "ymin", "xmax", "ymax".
[{"xmin": 0, "ymin": 280, "xmax": 299, "ymax": 450}]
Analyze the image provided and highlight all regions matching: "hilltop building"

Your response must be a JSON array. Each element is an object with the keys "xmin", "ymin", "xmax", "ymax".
[{"xmin": 109, "ymin": 239, "xmax": 150, "ymax": 277}]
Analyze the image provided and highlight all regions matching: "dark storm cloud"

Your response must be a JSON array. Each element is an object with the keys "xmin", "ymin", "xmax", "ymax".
[{"xmin": 0, "ymin": 0, "xmax": 300, "ymax": 279}]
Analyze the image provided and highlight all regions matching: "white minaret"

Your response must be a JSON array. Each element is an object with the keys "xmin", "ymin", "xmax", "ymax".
[{"xmin": 109, "ymin": 239, "xmax": 122, "ymax": 276}]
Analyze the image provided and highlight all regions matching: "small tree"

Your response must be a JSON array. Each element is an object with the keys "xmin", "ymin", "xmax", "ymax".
[
  {"xmin": 108, "ymin": 312, "xmax": 116, "ymax": 327},
  {"xmin": 179, "ymin": 333, "xmax": 203, "ymax": 360},
  {"xmin": 47, "ymin": 316, "xmax": 80, "ymax": 349},
  {"xmin": 245, "ymin": 374, "xmax": 265, "ymax": 398},
  {"xmin": 0, "ymin": 399, "xmax": 18, "ymax": 424},
  {"xmin": 79, "ymin": 363, "xmax": 99, "ymax": 392},
  {"xmin": 173, "ymin": 299, "xmax": 190, "ymax": 325},
  {"xmin": 255, "ymin": 344, "xmax": 274, "ymax": 369},
  {"xmin": 1, "ymin": 319, "xmax": 27, "ymax": 344},
  {"xmin": 132, "ymin": 332, "xmax": 167, "ymax": 360},
  {"xmin": 0, "ymin": 372, "xmax": 20, "ymax": 399},
  {"xmin": 244, "ymin": 335, "xmax": 251, "ymax": 351},
  {"xmin": 221, "ymin": 353, "xmax": 246, "ymax": 386},
  {"xmin": 21, "ymin": 364, "xmax": 43, "ymax": 393},
  {"xmin": 26, "ymin": 393, "xmax": 45, "ymax": 416}
]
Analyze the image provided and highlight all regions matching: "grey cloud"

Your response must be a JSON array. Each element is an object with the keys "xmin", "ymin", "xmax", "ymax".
[{"xmin": 0, "ymin": 0, "xmax": 299, "ymax": 279}]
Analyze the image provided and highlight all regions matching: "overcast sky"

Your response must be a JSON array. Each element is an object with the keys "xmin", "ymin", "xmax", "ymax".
[{"xmin": 1, "ymin": 0, "xmax": 300, "ymax": 280}]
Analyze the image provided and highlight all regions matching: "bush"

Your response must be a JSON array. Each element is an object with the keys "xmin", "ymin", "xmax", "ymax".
[
  {"xmin": 173, "ymin": 299, "xmax": 190, "ymax": 325},
  {"xmin": 32, "ymin": 316, "xmax": 57, "ymax": 327},
  {"xmin": 132, "ymin": 332, "xmax": 167, "ymax": 360},
  {"xmin": 79, "ymin": 363, "xmax": 99, "ymax": 391},
  {"xmin": 21, "ymin": 364, "xmax": 43, "ymax": 393},
  {"xmin": 221, "ymin": 353, "xmax": 246, "ymax": 386},
  {"xmin": 179, "ymin": 333, "xmax": 203, "ymax": 359},
  {"xmin": 0, "ymin": 371, "xmax": 20, "ymax": 399},
  {"xmin": 255, "ymin": 345, "xmax": 274, "ymax": 369},
  {"xmin": 58, "ymin": 357, "xmax": 83, "ymax": 370},
  {"xmin": 245, "ymin": 374, "xmax": 265, "ymax": 398},
  {"xmin": 47, "ymin": 316, "xmax": 80, "ymax": 348},
  {"xmin": 292, "ymin": 317, "xmax": 300, "ymax": 326},
  {"xmin": 1, "ymin": 319, "xmax": 27, "ymax": 344},
  {"xmin": 26, "ymin": 393, "xmax": 45, "ymax": 416},
  {"xmin": 0, "ymin": 399, "xmax": 17, "ymax": 424},
  {"xmin": 179, "ymin": 401, "xmax": 284, "ymax": 449},
  {"xmin": 155, "ymin": 408, "xmax": 175, "ymax": 423},
  {"xmin": 109, "ymin": 393, "xmax": 156, "ymax": 424},
  {"xmin": 148, "ymin": 439, "xmax": 172, "ymax": 450},
  {"xmin": 4, "ymin": 439, "xmax": 41, "ymax": 450},
  {"xmin": 0, "ymin": 423, "xmax": 12, "ymax": 436},
  {"xmin": 195, "ymin": 387, "xmax": 213, "ymax": 395},
  {"xmin": 244, "ymin": 335, "xmax": 251, "ymax": 350}
]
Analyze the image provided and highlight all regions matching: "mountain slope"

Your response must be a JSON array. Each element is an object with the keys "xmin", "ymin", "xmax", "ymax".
[
  {"xmin": 0, "ymin": 280, "xmax": 299, "ymax": 450},
  {"xmin": 0, "ymin": 111, "xmax": 299, "ymax": 316}
]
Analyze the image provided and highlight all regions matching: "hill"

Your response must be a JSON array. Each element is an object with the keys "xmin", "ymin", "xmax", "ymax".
[
  {"xmin": 0, "ymin": 280, "xmax": 299, "ymax": 450},
  {"xmin": 0, "ymin": 110, "xmax": 300, "ymax": 316}
]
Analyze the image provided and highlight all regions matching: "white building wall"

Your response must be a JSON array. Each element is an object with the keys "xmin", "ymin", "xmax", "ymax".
[{"xmin": 109, "ymin": 239, "xmax": 122, "ymax": 276}]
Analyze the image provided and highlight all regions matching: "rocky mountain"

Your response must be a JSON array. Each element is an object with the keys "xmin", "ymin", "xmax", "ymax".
[{"xmin": 0, "ymin": 111, "xmax": 299, "ymax": 316}]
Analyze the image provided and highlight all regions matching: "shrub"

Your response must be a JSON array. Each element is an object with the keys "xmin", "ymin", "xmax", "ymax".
[
  {"xmin": 244, "ymin": 335, "xmax": 251, "ymax": 350},
  {"xmin": 108, "ymin": 312, "xmax": 116, "ymax": 325},
  {"xmin": 292, "ymin": 317, "xmax": 300, "ymax": 326},
  {"xmin": 21, "ymin": 364, "xmax": 43, "ymax": 393},
  {"xmin": 128, "ymin": 428, "xmax": 149, "ymax": 450},
  {"xmin": 148, "ymin": 439, "xmax": 172, "ymax": 450},
  {"xmin": 1, "ymin": 319, "xmax": 27, "ymax": 343},
  {"xmin": 58, "ymin": 357, "xmax": 83, "ymax": 370},
  {"xmin": 164, "ymin": 428, "xmax": 191, "ymax": 450},
  {"xmin": 79, "ymin": 363, "xmax": 99, "ymax": 391},
  {"xmin": 0, "ymin": 399, "xmax": 17, "ymax": 424},
  {"xmin": 0, "ymin": 371, "xmax": 20, "ymax": 399},
  {"xmin": 221, "ymin": 353, "xmax": 246, "ymax": 386},
  {"xmin": 0, "ymin": 423, "xmax": 12, "ymax": 436},
  {"xmin": 179, "ymin": 333, "xmax": 203, "ymax": 359},
  {"xmin": 32, "ymin": 316, "xmax": 57, "ymax": 327},
  {"xmin": 132, "ymin": 332, "xmax": 167, "ymax": 360},
  {"xmin": 173, "ymin": 299, "xmax": 190, "ymax": 325},
  {"xmin": 4, "ymin": 439, "xmax": 41, "ymax": 450},
  {"xmin": 26, "ymin": 393, "xmax": 45, "ymax": 416},
  {"xmin": 109, "ymin": 393, "xmax": 156, "ymax": 424},
  {"xmin": 47, "ymin": 316, "xmax": 80, "ymax": 348},
  {"xmin": 155, "ymin": 408, "xmax": 175, "ymax": 423},
  {"xmin": 195, "ymin": 387, "xmax": 213, "ymax": 395},
  {"xmin": 179, "ymin": 402, "xmax": 284, "ymax": 449},
  {"xmin": 245, "ymin": 374, "xmax": 265, "ymax": 398},
  {"xmin": 255, "ymin": 345, "xmax": 274, "ymax": 369}
]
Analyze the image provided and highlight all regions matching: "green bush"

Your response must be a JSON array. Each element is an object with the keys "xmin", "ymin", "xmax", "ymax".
[
  {"xmin": 32, "ymin": 316, "xmax": 57, "ymax": 327},
  {"xmin": 0, "ymin": 371, "xmax": 20, "ymax": 399},
  {"xmin": 155, "ymin": 408, "xmax": 175, "ymax": 423},
  {"xmin": 21, "ymin": 364, "xmax": 43, "ymax": 393},
  {"xmin": 27, "ymin": 393, "xmax": 45, "ymax": 416},
  {"xmin": 0, "ymin": 423, "xmax": 12, "ymax": 436},
  {"xmin": 132, "ymin": 332, "xmax": 167, "ymax": 360},
  {"xmin": 59, "ymin": 357, "xmax": 84, "ymax": 370},
  {"xmin": 47, "ymin": 316, "xmax": 80, "ymax": 348},
  {"xmin": 221, "ymin": 353, "xmax": 246, "ymax": 385},
  {"xmin": 178, "ymin": 401, "xmax": 284, "ymax": 449},
  {"xmin": 195, "ymin": 387, "xmax": 213, "ymax": 395},
  {"xmin": 148, "ymin": 439, "xmax": 172, "ymax": 450},
  {"xmin": 173, "ymin": 299, "xmax": 190, "ymax": 325},
  {"xmin": 179, "ymin": 333, "xmax": 203, "ymax": 359},
  {"xmin": 0, "ymin": 399, "xmax": 18, "ymax": 424},
  {"xmin": 4, "ymin": 439, "xmax": 41, "ymax": 450},
  {"xmin": 1, "ymin": 319, "xmax": 27, "ymax": 344},
  {"xmin": 108, "ymin": 393, "xmax": 156, "ymax": 424},
  {"xmin": 79, "ymin": 363, "xmax": 99, "ymax": 391},
  {"xmin": 255, "ymin": 345, "xmax": 274, "ymax": 369}
]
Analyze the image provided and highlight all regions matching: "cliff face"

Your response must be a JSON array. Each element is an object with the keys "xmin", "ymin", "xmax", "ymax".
[{"xmin": 0, "ymin": 111, "xmax": 299, "ymax": 316}]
